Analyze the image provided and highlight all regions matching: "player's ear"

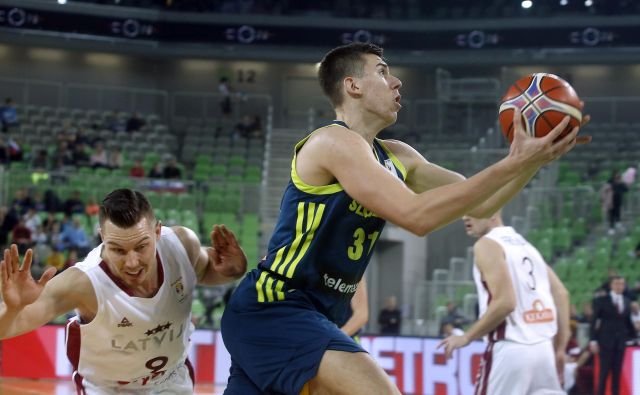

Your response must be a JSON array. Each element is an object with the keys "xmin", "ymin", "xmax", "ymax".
[
  {"xmin": 155, "ymin": 219, "xmax": 162, "ymax": 239},
  {"xmin": 343, "ymin": 76, "xmax": 361, "ymax": 98}
]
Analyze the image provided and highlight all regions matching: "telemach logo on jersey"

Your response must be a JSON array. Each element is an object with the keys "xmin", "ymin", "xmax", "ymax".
[
  {"xmin": 171, "ymin": 277, "xmax": 186, "ymax": 303},
  {"xmin": 523, "ymin": 299, "xmax": 555, "ymax": 324}
]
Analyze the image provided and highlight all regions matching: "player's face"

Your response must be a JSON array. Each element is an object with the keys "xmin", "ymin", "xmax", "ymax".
[
  {"xmin": 100, "ymin": 216, "xmax": 161, "ymax": 289},
  {"xmin": 462, "ymin": 215, "xmax": 491, "ymax": 238},
  {"xmin": 358, "ymin": 54, "xmax": 402, "ymax": 125}
]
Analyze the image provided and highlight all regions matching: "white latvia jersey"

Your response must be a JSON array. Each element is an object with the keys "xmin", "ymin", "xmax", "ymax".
[
  {"xmin": 66, "ymin": 226, "xmax": 196, "ymax": 389},
  {"xmin": 473, "ymin": 226, "xmax": 557, "ymax": 344}
]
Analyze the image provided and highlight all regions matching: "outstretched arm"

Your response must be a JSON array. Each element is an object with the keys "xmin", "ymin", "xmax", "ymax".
[
  {"xmin": 438, "ymin": 238, "xmax": 516, "ymax": 358},
  {"xmin": 174, "ymin": 225, "xmax": 247, "ymax": 286},
  {"xmin": 0, "ymin": 245, "xmax": 84, "ymax": 339},
  {"xmin": 340, "ymin": 277, "xmax": 369, "ymax": 336}
]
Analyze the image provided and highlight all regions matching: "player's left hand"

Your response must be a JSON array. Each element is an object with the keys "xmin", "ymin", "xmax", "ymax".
[
  {"xmin": 208, "ymin": 225, "xmax": 247, "ymax": 278},
  {"xmin": 437, "ymin": 334, "xmax": 470, "ymax": 359}
]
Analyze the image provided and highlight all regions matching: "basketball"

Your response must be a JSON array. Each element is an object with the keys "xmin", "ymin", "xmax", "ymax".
[{"xmin": 498, "ymin": 73, "xmax": 582, "ymax": 143}]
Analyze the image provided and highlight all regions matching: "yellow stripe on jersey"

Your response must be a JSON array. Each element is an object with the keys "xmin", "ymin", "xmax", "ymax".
[
  {"xmin": 271, "ymin": 202, "xmax": 307, "ymax": 275},
  {"xmin": 255, "ymin": 271, "xmax": 268, "ymax": 302},
  {"xmin": 376, "ymin": 138, "xmax": 408, "ymax": 181},
  {"xmin": 286, "ymin": 203, "xmax": 325, "ymax": 278},
  {"xmin": 274, "ymin": 279, "xmax": 285, "ymax": 301},
  {"xmin": 265, "ymin": 276, "xmax": 275, "ymax": 302},
  {"xmin": 290, "ymin": 129, "xmax": 344, "ymax": 195}
]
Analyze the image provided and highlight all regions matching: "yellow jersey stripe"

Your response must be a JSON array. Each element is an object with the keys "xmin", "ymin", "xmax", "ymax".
[
  {"xmin": 256, "ymin": 271, "xmax": 268, "ymax": 302},
  {"xmin": 265, "ymin": 276, "xmax": 275, "ymax": 302},
  {"xmin": 277, "ymin": 202, "xmax": 314, "ymax": 275},
  {"xmin": 291, "ymin": 128, "xmax": 344, "ymax": 195},
  {"xmin": 275, "ymin": 280, "xmax": 285, "ymax": 301},
  {"xmin": 376, "ymin": 138, "xmax": 407, "ymax": 180},
  {"xmin": 286, "ymin": 203, "xmax": 325, "ymax": 278}
]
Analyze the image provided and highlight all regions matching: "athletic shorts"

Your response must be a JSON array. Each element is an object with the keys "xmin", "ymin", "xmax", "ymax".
[
  {"xmin": 475, "ymin": 339, "xmax": 564, "ymax": 395},
  {"xmin": 221, "ymin": 269, "xmax": 365, "ymax": 395},
  {"xmin": 77, "ymin": 362, "xmax": 194, "ymax": 395}
]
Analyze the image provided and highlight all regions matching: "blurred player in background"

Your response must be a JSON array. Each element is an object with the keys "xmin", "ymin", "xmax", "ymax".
[
  {"xmin": 338, "ymin": 277, "xmax": 369, "ymax": 341},
  {"xmin": 0, "ymin": 188, "xmax": 247, "ymax": 394},
  {"xmin": 221, "ymin": 42, "xmax": 588, "ymax": 395},
  {"xmin": 440, "ymin": 211, "xmax": 570, "ymax": 395}
]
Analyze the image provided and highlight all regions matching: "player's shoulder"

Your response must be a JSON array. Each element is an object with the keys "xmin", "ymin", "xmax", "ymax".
[{"xmin": 473, "ymin": 236, "xmax": 504, "ymax": 259}]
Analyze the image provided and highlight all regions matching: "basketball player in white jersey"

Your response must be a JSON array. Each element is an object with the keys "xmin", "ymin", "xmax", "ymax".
[
  {"xmin": 0, "ymin": 188, "xmax": 247, "ymax": 394},
  {"xmin": 439, "ymin": 211, "xmax": 570, "ymax": 395}
]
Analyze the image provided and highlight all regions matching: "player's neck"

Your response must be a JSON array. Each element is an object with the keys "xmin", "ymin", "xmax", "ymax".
[{"xmin": 335, "ymin": 108, "xmax": 387, "ymax": 145}]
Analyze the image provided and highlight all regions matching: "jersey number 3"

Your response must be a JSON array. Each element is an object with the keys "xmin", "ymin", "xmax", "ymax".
[
  {"xmin": 348, "ymin": 228, "xmax": 380, "ymax": 260},
  {"xmin": 521, "ymin": 257, "xmax": 537, "ymax": 290}
]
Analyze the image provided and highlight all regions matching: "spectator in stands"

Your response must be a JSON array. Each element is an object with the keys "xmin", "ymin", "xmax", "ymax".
[
  {"xmin": 108, "ymin": 147, "xmax": 123, "ymax": 169},
  {"xmin": 1, "ymin": 97, "xmax": 18, "ymax": 132},
  {"xmin": 31, "ymin": 149, "xmax": 50, "ymax": 170},
  {"xmin": 232, "ymin": 114, "xmax": 263, "ymax": 141},
  {"xmin": 59, "ymin": 218, "xmax": 90, "ymax": 255},
  {"xmin": 49, "ymin": 221, "xmax": 65, "ymax": 252},
  {"xmin": 576, "ymin": 300, "xmax": 594, "ymax": 324},
  {"xmin": 163, "ymin": 157, "xmax": 182, "ymax": 179},
  {"xmin": 621, "ymin": 165, "xmax": 636, "ymax": 186},
  {"xmin": 148, "ymin": 162, "xmax": 163, "ymax": 178},
  {"xmin": 129, "ymin": 159, "xmax": 146, "ymax": 178},
  {"xmin": 45, "ymin": 245, "xmax": 66, "ymax": 274},
  {"xmin": 72, "ymin": 142, "xmax": 91, "ymax": 167},
  {"xmin": 218, "ymin": 76, "xmax": 233, "ymax": 117},
  {"xmin": 0, "ymin": 136, "xmax": 10, "ymax": 164},
  {"xmin": 12, "ymin": 217, "xmax": 32, "ymax": 252},
  {"xmin": 7, "ymin": 137, "xmax": 23, "ymax": 162},
  {"xmin": 90, "ymin": 141, "xmax": 109, "ymax": 169},
  {"xmin": 41, "ymin": 211, "xmax": 57, "ymax": 234},
  {"xmin": 43, "ymin": 190, "xmax": 62, "ymax": 213},
  {"xmin": 602, "ymin": 170, "xmax": 628, "ymax": 235},
  {"xmin": 53, "ymin": 141, "xmax": 74, "ymax": 167},
  {"xmin": 23, "ymin": 208, "xmax": 41, "ymax": 234},
  {"xmin": 75, "ymin": 128, "xmax": 91, "ymax": 147},
  {"xmin": 440, "ymin": 301, "xmax": 468, "ymax": 334},
  {"xmin": 65, "ymin": 248, "xmax": 79, "ymax": 270},
  {"xmin": 12, "ymin": 189, "xmax": 34, "ymax": 216},
  {"xmin": 64, "ymin": 191, "xmax": 85, "ymax": 216},
  {"xmin": 0, "ymin": 206, "xmax": 14, "ymax": 249},
  {"xmin": 104, "ymin": 110, "xmax": 126, "ymax": 133},
  {"xmin": 85, "ymin": 196, "xmax": 99, "ymax": 218},
  {"xmin": 126, "ymin": 111, "xmax": 145, "ymax": 132},
  {"xmin": 378, "ymin": 295, "xmax": 401, "ymax": 335}
]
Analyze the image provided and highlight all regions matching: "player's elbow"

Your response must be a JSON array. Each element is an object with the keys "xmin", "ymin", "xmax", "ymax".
[{"xmin": 498, "ymin": 295, "xmax": 516, "ymax": 316}]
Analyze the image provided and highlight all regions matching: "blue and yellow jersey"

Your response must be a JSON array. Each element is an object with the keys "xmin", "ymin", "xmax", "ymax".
[{"xmin": 256, "ymin": 121, "xmax": 407, "ymax": 323}]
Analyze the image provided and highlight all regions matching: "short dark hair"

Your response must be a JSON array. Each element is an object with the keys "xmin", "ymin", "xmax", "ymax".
[
  {"xmin": 609, "ymin": 275, "xmax": 625, "ymax": 283},
  {"xmin": 318, "ymin": 43, "xmax": 384, "ymax": 108},
  {"xmin": 99, "ymin": 189, "xmax": 154, "ymax": 228}
]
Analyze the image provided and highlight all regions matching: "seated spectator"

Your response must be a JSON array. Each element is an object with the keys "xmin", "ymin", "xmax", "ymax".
[
  {"xmin": 378, "ymin": 295, "xmax": 402, "ymax": 335},
  {"xmin": 53, "ymin": 141, "xmax": 75, "ymax": 166},
  {"xmin": 1, "ymin": 97, "xmax": 18, "ymax": 132},
  {"xmin": 0, "ymin": 136, "xmax": 10, "ymax": 164},
  {"xmin": 72, "ymin": 143, "xmax": 91, "ymax": 167},
  {"xmin": 11, "ymin": 218, "xmax": 32, "ymax": 252},
  {"xmin": 104, "ymin": 110, "xmax": 125, "ymax": 133},
  {"xmin": 576, "ymin": 300, "xmax": 594, "ymax": 323},
  {"xmin": 163, "ymin": 158, "xmax": 182, "ymax": 179},
  {"xmin": 126, "ymin": 111, "xmax": 145, "ymax": 132},
  {"xmin": 23, "ymin": 208, "xmax": 41, "ymax": 234},
  {"xmin": 60, "ymin": 218, "xmax": 90, "ymax": 255},
  {"xmin": 12, "ymin": 189, "xmax": 34, "ymax": 215},
  {"xmin": 43, "ymin": 190, "xmax": 62, "ymax": 213},
  {"xmin": 7, "ymin": 137, "xmax": 23, "ymax": 162},
  {"xmin": 129, "ymin": 159, "xmax": 146, "ymax": 178},
  {"xmin": 0, "ymin": 206, "xmax": 18, "ymax": 249},
  {"xmin": 31, "ymin": 149, "xmax": 50, "ymax": 170},
  {"xmin": 42, "ymin": 211, "xmax": 58, "ymax": 234},
  {"xmin": 85, "ymin": 196, "xmax": 99, "ymax": 218},
  {"xmin": 65, "ymin": 248, "xmax": 80, "ymax": 269},
  {"xmin": 45, "ymin": 245, "xmax": 67, "ymax": 273},
  {"xmin": 90, "ymin": 141, "xmax": 109, "ymax": 168},
  {"xmin": 439, "ymin": 301, "xmax": 468, "ymax": 335},
  {"xmin": 64, "ymin": 191, "xmax": 85, "ymax": 215},
  {"xmin": 148, "ymin": 162, "xmax": 163, "ymax": 178},
  {"xmin": 108, "ymin": 147, "xmax": 123, "ymax": 169}
]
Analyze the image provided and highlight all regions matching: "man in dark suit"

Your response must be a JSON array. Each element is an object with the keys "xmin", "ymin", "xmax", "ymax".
[{"xmin": 590, "ymin": 276, "xmax": 635, "ymax": 395}]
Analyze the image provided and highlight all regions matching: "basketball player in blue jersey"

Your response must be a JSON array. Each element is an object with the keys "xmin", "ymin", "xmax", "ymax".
[{"xmin": 221, "ymin": 43, "xmax": 590, "ymax": 395}]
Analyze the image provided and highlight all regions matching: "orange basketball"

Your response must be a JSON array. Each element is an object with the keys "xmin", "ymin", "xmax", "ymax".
[{"xmin": 499, "ymin": 73, "xmax": 582, "ymax": 143}]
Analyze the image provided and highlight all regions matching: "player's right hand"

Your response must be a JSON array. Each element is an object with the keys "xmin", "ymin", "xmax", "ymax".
[
  {"xmin": 0, "ymin": 244, "xmax": 56, "ymax": 311},
  {"xmin": 588, "ymin": 341, "xmax": 599, "ymax": 354},
  {"xmin": 508, "ymin": 108, "xmax": 590, "ymax": 169}
]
